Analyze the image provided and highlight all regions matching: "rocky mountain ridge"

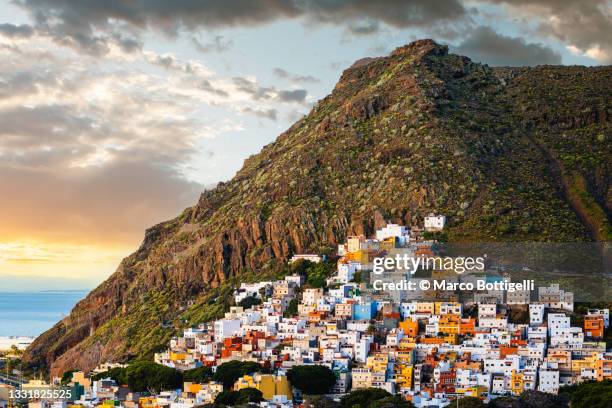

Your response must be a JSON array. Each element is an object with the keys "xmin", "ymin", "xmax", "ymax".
[{"xmin": 23, "ymin": 39, "xmax": 611, "ymax": 375}]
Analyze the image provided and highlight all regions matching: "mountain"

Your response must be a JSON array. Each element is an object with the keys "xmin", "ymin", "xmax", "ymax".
[{"xmin": 23, "ymin": 40, "xmax": 611, "ymax": 376}]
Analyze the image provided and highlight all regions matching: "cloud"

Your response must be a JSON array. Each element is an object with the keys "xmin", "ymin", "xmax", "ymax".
[
  {"xmin": 0, "ymin": 34, "xmax": 310, "ymax": 249},
  {"xmin": 277, "ymin": 89, "xmax": 308, "ymax": 103},
  {"xmin": 484, "ymin": 0, "xmax": 611, "ymax": 63},
  {"xmin": 454, "ymin": 26, "xmax": 562, "ymax": 66},
  {"xmin": 347, "ymin": 19, "xmax": 380, "ymax": 35},
  {"xmin": 273, "ymin": 68, "xmax": 320, "ymax": 83},
  {"xmin": 0, "ymin": 157, "xmax": 202, "ymax": 244},
  {"xmin": 232, "ymin": 76, "xmax": 309, "ymax": 104},
  {"xmin": 13, "ymin": 0, "xmax": 467, "ymax": 54},
  {"xmin": 193, "ymin": 35, "xmax": 233, "ymax": 53},
  {"xmin": 0, "ymin": 46, "xmax": 218, "ymax": 246},
  {"xmin": 242, "ymin": 107, "xmax": 278, "ymax": 121},
  {"xmin": 0, "ymin": 23, "xmax": 34, "ymax": 38}
]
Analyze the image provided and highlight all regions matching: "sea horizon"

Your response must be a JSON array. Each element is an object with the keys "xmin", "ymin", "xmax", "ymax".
[{"xmin": 0, "ymin": 290, "xmax": 90, "ymax": 337}]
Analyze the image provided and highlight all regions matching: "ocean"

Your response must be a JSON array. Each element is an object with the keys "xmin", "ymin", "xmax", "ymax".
[{"xmin": 0, "ymin": 291, "xmax": 89, "ymax": 337}]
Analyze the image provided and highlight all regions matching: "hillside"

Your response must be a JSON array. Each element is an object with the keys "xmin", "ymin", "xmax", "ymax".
[{"xmin": 23, "ymin": 40, "xmax": 611, "ymax": 376}]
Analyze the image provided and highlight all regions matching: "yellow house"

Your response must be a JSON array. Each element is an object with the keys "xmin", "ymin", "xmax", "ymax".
[
  {"xmin": 415, "ymin": 302, "xmax": 435, "ymax": 314},
  {"xmin": 399, "ymin": 337, "xmax": 417, "ymax": 349},
  {"xmin": 347, "ymin": 236, "xmax": 365, "ymax": 253},
  {"xmin": 71, "ymin": 371, "xmax": 91, "ymax": 390},
  {"xmin": 438, "ymin": 314, "xmax": 460, "ymax": 335},
  {"xmin": 170, "ymin": 352, "xmax": 187, "ymax": 361},
  {"xmin": 395, "ymin": 348, "xmax": 414, "ymax": 365},
  {"xmin": 139, "ymin": 397, "xmax": 159, "ymax": 408},
  {"xmin": 511, "ymin": 371, "xmax": 524, "ymax": 396},
  {"xmin": 379, "ymin": 237, "xmax": 397, "ymax": 251},
  {"xmin": 184, "ymin": 382, "xmax": 203, "ymax": 394},
  {"xmin": 345, "ymin": 250, "xmax": 370, "ymax": 264},
  {"xmin": 366, "ymin": 353, "xmax": 389, "ymax": 373},
  {"xmin": 435, "ymin": 302, "xmax": 462, "ymax": 315},
  {"xmin": 351, "ymin": 368, "xmax": 373, "ymax": 389},
  {"xmin": 395, "ymin": 365, "xmax": 413, "ymax": 389},
  {"xmin": 234, "ymin": 374, "xmax": 292, "ymax": 400},
  {"xmin": 439, "ymin": 333, "xmax": 458, "ymax": 345},
  {"xmin": 595, "ymin": 357, "xmax": 612, "ymax": 381},
  {"xmin": 458, "ymin": 385, "xmax": 487, "ymax": 397},
  {"xmin": 571, "ymin": 352, "xmax": 600, "ymax": 373}
]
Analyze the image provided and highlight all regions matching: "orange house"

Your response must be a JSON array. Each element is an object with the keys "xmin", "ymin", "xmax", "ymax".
[
  {"xmin": 459, "ymin": 318, "xmax": 476, "ymax": 335},
  {"xmin": 421, "ymin": 337, "xmax": 445, "ymax": 345},
  {"xmin": 500, "ymin": 345, "xmax": 519, "ymax": 358},
  {"xmin": 584, "ymin": 316, "xmax": 604, "ymax": 338},
  {"xmin": 308, "ymin": 311, "xmax": 327, "ymax": 323},
  {"xmin": 399, "ymin": 319, "xmax": 419, "ymax": 337}
]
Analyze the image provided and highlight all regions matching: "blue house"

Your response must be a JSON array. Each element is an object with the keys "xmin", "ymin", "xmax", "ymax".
[{"xmin": 353, "ymin": 302, "xmax": 378, "ymax": 320}]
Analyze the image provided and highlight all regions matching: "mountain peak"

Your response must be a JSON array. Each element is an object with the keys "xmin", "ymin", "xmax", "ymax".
[{"xmin": 390, "ymin": 39, "xmax": 448, "ymax": 58}]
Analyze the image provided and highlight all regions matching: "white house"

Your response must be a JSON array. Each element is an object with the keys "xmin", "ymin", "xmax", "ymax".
[
  {"xmin": 424, "ymin": 214, "xmax": 446, "ymax": 231},
  {"xmin": 538, "ymin": 284, "xmax": 573, "ymax": 311},
  {"xmin": 547, "ymin": 313, "xmax": 570, "ymax": 336},
  {"xmin": 538, "ymin": 368, "xmax": 559, "ymax": 394},
  {"xmin": 529, "ymin": 304, "xmax": 545, "ymax": 325},
  {"xmin": 213, "ymin": 319, "xmax": 241, "ymax": 341},
  {"xmin": 289, "ymin": 254, "xmax": 323, "ymax": 263},
  {"xmin": 375, "ymin": 224, "xmax": 410, "ymax": 245}
]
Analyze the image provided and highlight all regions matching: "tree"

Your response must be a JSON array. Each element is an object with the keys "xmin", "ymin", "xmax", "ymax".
[
  {"xmin": 304, "ymin": 395, "xmax": 341, "ymax": 407},
  {"xmin": 288, "ymin": 259, "xmax": 314, "ymax": 276},
  {"xmin": 560, "ymin": 380, "xmax": 611, "ymax": 408},
  {"xmin": 91, "ymin": 367, "xmax": 127, "ymax": 384},
  {"xmin": 123, "ymin": 361, "xmax": 183, "ymax": 392},
  {"xmin": 238, "ymin": 296, "xmax": 262, "ymax": 309},
  {"xmin": 283, "ymin": 298, "xmax": 298, "ymax": 317},
  {"xmin": 306, "ymin": 262, "xmax": 333, "ymax": 288},
  {"xmin": 214, "ymin": 360, "xmax": 262, "ymax": 388},
  {"xmin": 60, "ymin": 370, "xmax": 76, "ymax": 385},
  {"xmin": 456, "ymin": 396, "xmax": 485, "ymax": 408},
  {"xmin": 340, "ymin": 388, "xmax": 391, "ymax": 407},
  {"xmin": 183, "ymin": 366, "xmax": 213, "ymax": 383},
  {"xmin": 370, "ymin": 395, "xmax": 414, "ymax": 408},
  {"xmin": 214, "ymin": 388, "xmax": 263, "ymax": 406},
  {"xmin": 214, "ymin": 390, "xmax": 240, "ymax": 406},
  {"xmin": 286, "ymin": 365, "xmax": 336, "ymax": 395},
  {"xmin": 236, "ymin": 387, "xmax": 264, "ymax": 404},
  {"xmin": 517, "ymin": 390, "xmax": 568, "ymax": 408}
]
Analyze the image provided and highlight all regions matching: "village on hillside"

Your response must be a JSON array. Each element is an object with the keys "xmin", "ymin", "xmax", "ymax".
[{"xmin": 1, "ymin": 215, "xmax": 610, "ymax": 408}]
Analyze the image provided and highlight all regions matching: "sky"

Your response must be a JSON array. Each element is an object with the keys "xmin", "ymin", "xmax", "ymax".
[{"xmin": 0, "ymin": 0, "xmax": 610, "ymax": 291}]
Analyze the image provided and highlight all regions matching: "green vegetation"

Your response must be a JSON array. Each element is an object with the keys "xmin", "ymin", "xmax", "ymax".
[
  {"xmin": 183, "ymin": 366, "xmax": 214, "ymax": 383},
  {"xmin": 456, "ymin": 397, "xmax": 486, "ymax": 408},
  {"xmin": 422, "ymin": 231, "xmax": 449, "ymax": 242},
  {"xmin": 92, "ymin": 367, "xmax": 128, "ymax": 384},
  {"xmin": 238, "ymin": 296, "xmax": 262, "ymax": 309},
  {"xmin": 286, "ymin": 365, "xmax": 336, "ymax": 395},
  {"xmin": 91, "ymin": 362, "xmax": 182, "ymax": 392},
  {"xmin": 281, "ymin": 259, "xmax": 336, "ymax": 289},
  {"xmin": 283, "ymin": 298, "xmax": 298, "ymax": 317},
  {"xmin": 214, "ymin": 361, "xmax": 262, "ymax": 389},
  {"xmin": 487, "ymin": 390, "xmax": 568, "ymax": 407},
  {"xmin": 369, "ymin": 396, "xmax": 414, "ymax": 408},
  {"xmin": 124, "ymin": 361, "xmax": 182, "ymax": 392},
  {"xmin": 560, "ymin": 380, "xmax": 612, "ymax": 408},
  {"xmin": 340, "ymin": 388, "xmax": 393, "ymax": 407},
  {"xmin": 60, "ymin": 370, "xmax": 76, "ymax": 385},
  {"xmin": 214, "ymin": 387, "xmax": 264, "ymax": 406}
]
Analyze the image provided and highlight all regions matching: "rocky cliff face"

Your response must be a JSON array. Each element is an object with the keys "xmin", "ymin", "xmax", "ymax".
[{"xmin": 23, "ymin": 40, "xmax": 611, "ymax": 376}]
